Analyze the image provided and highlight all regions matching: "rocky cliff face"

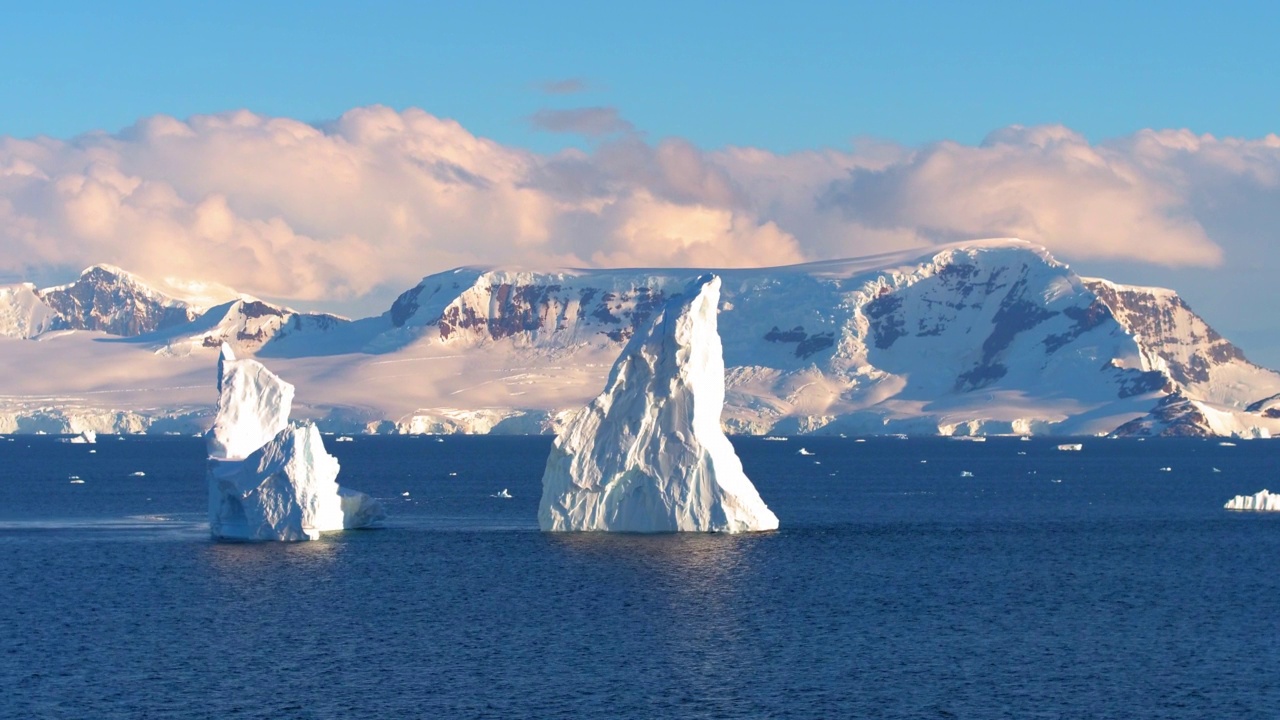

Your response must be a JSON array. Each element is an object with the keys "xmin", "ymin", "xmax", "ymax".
[
  {"xmin": 1084, "ymin": 279, "xmax": 1266, "ymax": 408},
  {"xmin": 36, "ymin": 265, "xmax": 197, "ymax": 336}
]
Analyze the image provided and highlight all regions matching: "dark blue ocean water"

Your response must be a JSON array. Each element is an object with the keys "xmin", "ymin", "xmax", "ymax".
[{"xmin": 1, "ymin": 435, "xmax": 1278, "ymax": 719}]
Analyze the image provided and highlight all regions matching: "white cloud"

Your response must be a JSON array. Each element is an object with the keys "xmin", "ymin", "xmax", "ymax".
[{"xmin": 2, "ymin": 108, "xmax": 1279, "ymax": 314}]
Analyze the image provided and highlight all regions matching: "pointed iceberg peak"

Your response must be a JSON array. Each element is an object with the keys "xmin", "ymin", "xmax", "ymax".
[
  {"xmin": 206, "ymin": 342, "xmax": 294, "ymax": 461},
  {"xmin": 539, "ymin": 273, "xmax": 779, "ymax": 533}
]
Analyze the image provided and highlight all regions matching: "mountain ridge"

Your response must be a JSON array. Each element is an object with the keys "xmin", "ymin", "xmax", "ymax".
[{"xmin": 2, "ymin": 240, "xmax": 1278, "ymax": 438}]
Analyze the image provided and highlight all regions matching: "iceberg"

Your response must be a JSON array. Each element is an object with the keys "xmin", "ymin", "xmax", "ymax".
[
  {"xmin": 539, "ymin": 274, "xmax": 779, "ymax": 533},
  {"xmin": 206, "ymin": 344, "xmax": 384, "ymax": 541},
  {"xmin": 1224, "ymin": 489, "xmax": 1280, "ymax": 512}
]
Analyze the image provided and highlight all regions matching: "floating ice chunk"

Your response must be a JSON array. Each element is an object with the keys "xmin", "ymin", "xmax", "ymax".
[
  {"xmin": 1212, "ymin": 467, "xmax": 1221, "ymax": 473},
  {"xmin": 539, "ymin": 274, "xmax": 779, "ymax": 533},
  {"xmin": 1057, "ymin": 443, "xmax": 1083, "ymax": 451},
  {"xmin": 1158, "ymin": 467, "xmax": 1172, "ymax": 472},
  {"xmin": 1224, "ymin": 489, "xmax": 1280, "ymax": 511},
  {"xmin": 206, "ymin": 344, "xmax": 292, "ymax": 461},
  {"xmin": 335, "ymin": 436, "xmax": 354, "ymax": 442},
  {"xmin": 762, "ymin": 436, "xmax": 788, "ymax": 442},
  {"xmin": 1219, "ymin": 442, "xmax": 1237, "ymax": 447},
  {"xmin": 68, "ymin": 475, "xmax": 83, "ymax": 483},
  {"xmin": 797, "ymin": 448, "xmax": 815, "ymax": 456},
  {"xmin": 204, "ymin": 343, "xmax": 383, "ymax": 542},
  {"xmin": 68, "ymin": 431, "xmax": 96, "ymax": 444},
  {"xmin": 208, "ymin": 424, "xmax": 385, "ymax": 541},
  {"xmin": 129, "ymin": 471, "xmax": 145, "ymax": 477},
  {"xmin": 493, "ymin": 489, "xmax": 513, "ymax": 499},
  {"xmin": 960, "ymin": 470, "xmax": 974, "ymax": 477}
]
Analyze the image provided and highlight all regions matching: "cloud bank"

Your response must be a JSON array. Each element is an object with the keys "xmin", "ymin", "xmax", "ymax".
[{"xmin": 1, "ymin": 106, "xmax": 1277, "ymax": 310}]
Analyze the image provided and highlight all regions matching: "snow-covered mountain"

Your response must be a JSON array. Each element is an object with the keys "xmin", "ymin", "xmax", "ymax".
[
  {"xmin": 36, "ymin": 265, "xmax": 199, "ymax": 336},
  {"xmin": 2, "ymin": 240, "xmax": 1278, "ymax": 437}
]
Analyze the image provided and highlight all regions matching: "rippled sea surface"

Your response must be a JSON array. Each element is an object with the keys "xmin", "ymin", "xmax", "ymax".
[{"xmin": 2, "ymin": 435, "xmax": 1279, "ymax": 719}]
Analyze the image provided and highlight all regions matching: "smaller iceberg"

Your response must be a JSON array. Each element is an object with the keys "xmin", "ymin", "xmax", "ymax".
[
  {"xmin": 206, "ymin": 344, "xmax": 384, "ymax": 541},
  {"xmin": 67, "ymin": 431, "xmax": 96, "ymax": 444},
  {"xmin": 1224, "ymin": 489, "xmax": 1280, "ymax": 512},
  {"xmin": 1057, "ymin": 443, "xmax": 1083, "ymax": 451}
]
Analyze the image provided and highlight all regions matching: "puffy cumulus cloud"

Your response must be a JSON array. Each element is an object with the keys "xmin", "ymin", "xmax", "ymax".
[
  {"xmin": 817, "ymin": 125, "xmax": 1226, "ymax": 266},
  {"xmin": 0, "ymin": 106, "xmax": 804, "ymax": 305},
  {"xmin": 2, "ymin": 108, "xmax": 1279, "ymax": 314}
]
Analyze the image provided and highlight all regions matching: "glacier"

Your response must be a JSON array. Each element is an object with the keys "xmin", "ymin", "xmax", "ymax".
[
  {"xmin": 539, "ymin": 274, "xmax": 779, "ymax": 533},
  {"xmin": 206, "ymin": 344, "xmax": 384, "ymax": 541},
  {"xmin": 1223, "ymin": 489, "xmax": 1280, "ymax": 512}
]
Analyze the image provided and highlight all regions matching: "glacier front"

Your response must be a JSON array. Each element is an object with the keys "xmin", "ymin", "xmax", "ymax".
[
  {"xmin": 206, "ymin": 344, "xmax": 384, "ymax": 541},
  {"xmin": 539, "ymin": 274, "xmax": 779, "ymax": 533}
]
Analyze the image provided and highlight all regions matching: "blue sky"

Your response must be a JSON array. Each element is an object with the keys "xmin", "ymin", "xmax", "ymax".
[
  {"xmin": 2, "ymin": 1, "xmax": 1280, "ymax": 363},
  {"xmin": 3, "ymin": 1, "xmax": 1277, "ymax": 149}
]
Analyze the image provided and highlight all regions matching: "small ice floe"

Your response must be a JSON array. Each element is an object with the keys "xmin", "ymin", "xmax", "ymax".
[
  {"xmin": 69, "ymin": 476, "xmax": 84, "ymax": 484},
  {"xmin": 88, "ymin": 449, "xmax": 96, "ymax": 454},
  {"xmin": 960, "ymin": 471, "xmax": 974, "ymax": 478},
  {"xmin": 335, "ymin": 436, "xmax": 354, "ymax": 442},
  {"xmin": 920, "ymin": 460, "xmax": 928, "ymax": 464},
  {"xmin": 953, "ymin": 436, "xmax": 986, "ymax": 442},
  {"xmin": 129, "ymin": 471, "xmax": 145, "ymax": 477},
  {"xmin": 1017, "ymin": 451, "xmax": 1027, "ymax": 455},
  {"xmin": 854, "ymin": 438, "xmax": 866, "ymax": 443},
  {"xmin": 492, "ymin": 489, "xmax": 513, "ymax": 499},
  {"xmin": 1212, "ymin": 467, "xmax": 1221, "ymax": 473},
  {"xmin": 1224, "ymin": 489, "xmax": 1280, "ymax": 511},
  {"xmin": 1158, "ymin": 467, "xmax": 1172, "ymax": 472},
  {"xmin": 1219, "ymin": 441, "xmax": 1237, "ymax": 447},
  {"xmin": 797, "ymin": 448, "xmax": 814, "ymax": 456},
  {"xmin": 763, "ymin": 436, "xmax": 789, "ymax": 442},
  {"xmin": 813, "ymin": 461, "xmax": 821, "ymax": 465},
  {"xmin": 1020, "ymin": 436, "xmax": 1031, "ymax": 442},
  {"xmin": 1050, "ymin": 478, "xmax": 1063, "ymax": 484},
  {"xmin": 448, "ymin": 472, "xmax": 458, "ymax": 477},
  {"xmin": 1057, "ymin": 443, "xmax": 1083, "ymax": 451},
  {"xmin": 68, "ymin": 431, "xmax": 97, "ymax": 444},
  {"xmin": 401, "ymin": 491, "xmax": 411, "ymax": 497},
  {"xmin": 435, "ymin": 437, "xmax": 445, "ymax": 443}
]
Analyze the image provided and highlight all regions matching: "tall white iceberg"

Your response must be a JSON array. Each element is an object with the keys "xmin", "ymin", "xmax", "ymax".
[
  {"xmin": 539, "ymin": 274, "xmax": 779, "ymax": 533},
  {"xmin": 1224, "ymin": 489, "xmax": 1280, "ymax": 511},
  {"xmin": 206, "ymin": 344, "xmax": 384, "ymax": 541}
]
